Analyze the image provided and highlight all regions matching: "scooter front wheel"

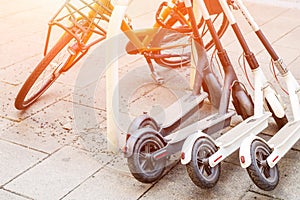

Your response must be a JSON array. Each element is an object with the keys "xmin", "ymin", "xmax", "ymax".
[
  {"xmin": 127, "ymin": 132, "xmax": 166, "ymax": 183},
  {"xmin": 247, "ymin": 140, "xmax": 279, "ymax": 191},
  {"xmin": 186, "ymin": 138, "xmax": 220, "ymax": 188}
]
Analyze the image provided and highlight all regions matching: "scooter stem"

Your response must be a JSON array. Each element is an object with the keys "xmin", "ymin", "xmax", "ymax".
[{"xmin": 196, "ymin": 0, "xmax": 245, "ymax": 115}]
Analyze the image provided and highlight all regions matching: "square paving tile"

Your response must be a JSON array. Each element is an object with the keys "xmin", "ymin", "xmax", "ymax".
[
  {"xmin": 289, "ymin": 56, "xmax": 300, "ymax": 81},
  {"xmin": 0, "ymin": 57, "xmax": 40, "ymax": 86},
  {"xmin": 274, "ymin": 26, "xmax": 300, "ymax": 50},
  {"xmin": 139, "ymin": 163, "xmax": 252, "ymax": 200},
  {"xmin": 70, "ymin": 123, "xmax": 120, "ymax": 165},
  {"xmin": 255, "ymin": 45, "xmax": 300, "ymax": 67},
  {"xmin": 241, "ymin": 191, "xmax": 276, "ymax": 200},
  {"xmin": 0, "ymin": 117, "xmax": 15, "ymax": 132},
  {"xmin": 0, "ymin": 36, "xmax": 45, "ymax": 69},
  {"xmin": 249, "ymin": 150, "xmax": 300, "ymax": 200},
  {"xmin": 0, "ymin": 139, "xmax": 46, "ymax": 186},
  {"xmin": 5, "ymin": 146, "xmax": 108, "ymax": 200},
  {"xmin": 0, "ymin": 189, "xmax": 29, "ymax": 200},
  {"xmin": 2, "ymin": 100, "xmax": 105, "ymax": 154},
  {"xmin": 0, "ymin": 81, "xmax": 73, "ymax": 122},
  {"xmin": 63, "ymin": 166, "xmax": 152, "ymax": 200},
  {"xmin": 242, "ymin": 3, "xmax": 289, "ymax": 27},
  {"xmin": 259, "ymin": 9, "xmax": 300, "ymax": 43}
]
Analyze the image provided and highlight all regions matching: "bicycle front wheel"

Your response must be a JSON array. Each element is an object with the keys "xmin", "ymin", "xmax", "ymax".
[{"xmin": 15, "ymin": 33, "xmax": 74, "ymax": 110}]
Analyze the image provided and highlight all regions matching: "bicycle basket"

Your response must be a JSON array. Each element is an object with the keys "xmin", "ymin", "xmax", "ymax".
[{"xmin": 45, "ymin": 0, "xmax": 114, "ymax": 54}]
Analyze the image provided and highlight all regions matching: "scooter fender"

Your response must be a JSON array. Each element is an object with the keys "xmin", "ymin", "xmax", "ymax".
[
  {"xmin": 264, "ymin": 86, "xmax": 285, "ymax": 118},
  {"xmin": 127, "ymin": 114, "xmax": 159, "ymax": 134},
  {"xmin": 123, "ymin": 127, "xmax": 165, "ymax": 158},
  {"xmin": 181, "ymin": 131, "xmax": 215, "ymax": 165},
  {"xmin": 239, "ymin": 135, "xmax": 268, "ymax": 168}
]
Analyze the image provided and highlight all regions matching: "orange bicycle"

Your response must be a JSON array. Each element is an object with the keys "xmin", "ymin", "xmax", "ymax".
[{"xmin": 15, "ymin": 0, "xmax": 229, "ymax": 110}]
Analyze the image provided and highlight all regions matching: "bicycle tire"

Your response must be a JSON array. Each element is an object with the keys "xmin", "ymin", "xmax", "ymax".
[
  {"xmin": 203, "ymin": 13, "xmax": 229, "ymax": 51},
  {"xmin": 15, "ymin": 33, "xmax": 74, "ymax": 110},
  {"xmin": 152, "ymin": 29, "xmax": 191, "ymax": 68},
  {"xmin": 153, "ymin": 13, "xmax": 228, "ymax": 68}
]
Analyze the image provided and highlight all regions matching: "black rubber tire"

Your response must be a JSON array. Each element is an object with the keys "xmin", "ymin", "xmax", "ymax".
[
  {"xmin": 186, "ymin": 138, "xmax": 220, "ymax": 188},
  {"xmin": 15, "ymin": 33, "xmax": 74, "ymax": 110},
  {"xmin": 127, "ymin": 132, "xmax": 166, "ymax": 183},
  {"xmin": 128, "ymin": 117, "xmax": 160, "ymax": 135},
  {"xmin": 152, "ymin": 29, "xmax": 191, "ymax": 68},
  {"xmin": 247, "ymin": 140, "xmax": 279, "ymax": 191},
  {"xmin": 153, "ymin": 13, "xmax": 228, "ymax": 68},
  {"xmin": 266, "ymin": 100, "xmax": 288, "ymax": 129}
]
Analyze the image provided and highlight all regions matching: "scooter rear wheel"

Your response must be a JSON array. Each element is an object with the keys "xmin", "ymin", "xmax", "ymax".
[
  {"xmin": 247, "ymin": 140, "xmax": 279, "ymax": 191},
  {"xmin": 186, "ymin": 138, "xmax": 220, "ymax": 188},
  {"xmin": 127, "ymin": 116, "xmax": 159, "ymax": 136},
  {"xmin": 127, "ymin": 132, "xmax": 166, "ymax": 183}
]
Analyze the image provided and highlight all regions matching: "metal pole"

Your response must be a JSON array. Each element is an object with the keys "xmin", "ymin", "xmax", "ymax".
[
  {"xmin": 190, "ymin": 0, "xmax": 202, "ymax": 89},
  {"xmin": 106, "ymin": 0, "xmax": 131, "ymax": 153}
]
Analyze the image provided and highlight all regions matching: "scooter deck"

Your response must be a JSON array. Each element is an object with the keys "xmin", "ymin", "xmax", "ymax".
[
  {"xmin": 267, "ymin": 120, "xmax": 300, "ymax": 159},
  {"xmin": 153, "ymin": 111, "xmax": 235, "ymax": 160},
  {"xmin": 154, "ymin": 92, "xmax": 208, "ymax": 129},
  {"xmin": 216, "ymin": 112, "xmax": 271, "ymax": 147},
  {"xmin": 209, "ymin": 112, "xmax": 271, "ymax": 166},
  {"xmin": 165, "ymin": 110, "xmax": 235, "ymax": 144}
]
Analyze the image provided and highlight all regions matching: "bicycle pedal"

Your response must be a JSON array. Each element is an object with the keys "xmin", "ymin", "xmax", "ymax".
[{"xmin": 151, "ymin": 72, "xmax": 164, "ymax": 85}]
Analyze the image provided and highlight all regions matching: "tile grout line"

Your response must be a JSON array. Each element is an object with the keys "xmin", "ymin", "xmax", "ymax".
[
  {"xmin": 256, "ymin": 24, "xmax": 300, "ymax": 56},
  {"xmin": 1, "ymin": 146, "xmax": 64, "ymax": 189},
  {"xmin": 137, "ymin": 161, "xmax": 180, "ymax": 200},
  {"xmin": 58, "ymin": 155, "xmax": 116, "ymax": 200},
  {"xmin": 0, "ymin": 138, "xmax": 50, "ymax": 155},
  {"xmin": 248, "ymin": 189, "xmax": 284, "ymax": 199},
  {"xmin": 1, "ymin": 188, "xmax": 34, "ymax": 200},
  {"xmin": 62, "ymin": 99, "xmax": 107, "ymax": 113}
]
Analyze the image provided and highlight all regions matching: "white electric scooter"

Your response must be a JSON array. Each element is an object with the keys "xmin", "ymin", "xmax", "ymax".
[
  {"xmin": 180, "ymin": 0, "xmax": 287, "ymax": 188},
  {"xmin": 123, "ymin": 0, "xmax": 255, "ymax": 184},
  {"xmin": 235, "ymin": 0, "xmax": 300, "ymax": 191}
]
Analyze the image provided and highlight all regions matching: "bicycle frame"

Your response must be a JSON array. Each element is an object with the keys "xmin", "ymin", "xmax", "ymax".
[
  {"xmin": 15, "ymin": 0, "xmax": 230, "ymax": 110},
  {"xmin": 121, "ymin": 0, "xmax": 191, "ymax": 54},
  {"xmin": 43, "ymin": 0, "xmax": 192, "ymax": 71}
]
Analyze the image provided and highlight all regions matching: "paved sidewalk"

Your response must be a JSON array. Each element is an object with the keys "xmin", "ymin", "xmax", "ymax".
[{"xmin": 1, "ymin": 0, "xmax": 300, "ymax": 199}]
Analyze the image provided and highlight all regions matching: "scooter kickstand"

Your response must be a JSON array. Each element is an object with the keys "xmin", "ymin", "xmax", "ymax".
[
  {"xmin": 151, "ymin": 71, "xmax": 165, "ymax": 85},
  {"xmin": 145, "ymin": 56, "xmax": 165, "ymax": 84}
]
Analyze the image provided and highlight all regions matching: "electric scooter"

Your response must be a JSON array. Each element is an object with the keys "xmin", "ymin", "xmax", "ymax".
[
  {"xmin": 233, "ymin": 0, "xmax": 300, "ymax": 191},
  {"xmin": 123, "ymin": 0, "xmax": 254, "ymax": 184},
  {"xmin": 181, "ymin": 0, "xmax": 287, "ymax": 189}
]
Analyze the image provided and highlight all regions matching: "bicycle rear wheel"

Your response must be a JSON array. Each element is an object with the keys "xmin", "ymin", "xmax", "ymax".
[
  {"xmin": 152, "ymin": 29, "xmax": 192, "ymax": 68},
  {"xmin": 153, "ymin": 12, "xmax": 228, "ymax": 68},
  {"xmin": 15, "ymin": 33, "xmax": 75, "ymax": 110}
]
